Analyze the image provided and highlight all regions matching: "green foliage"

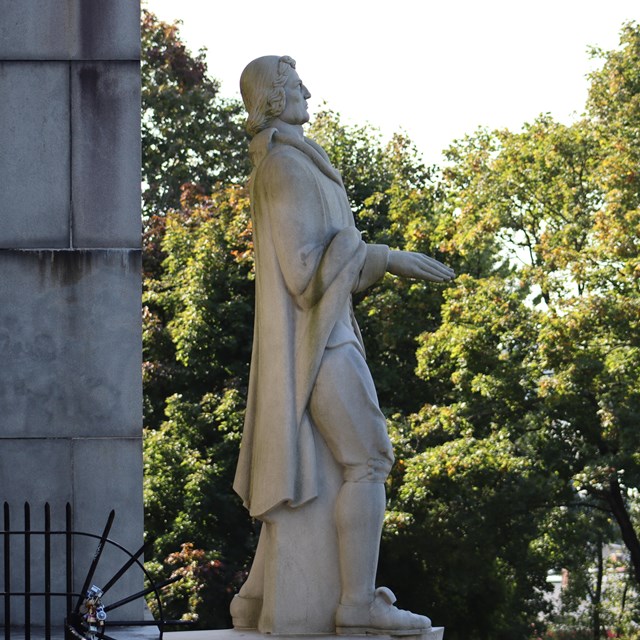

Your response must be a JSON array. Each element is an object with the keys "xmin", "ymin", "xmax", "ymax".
[
  {"xmin": 146, "ymin": 543, "xmax": 245, "ymax": 629},
  {"xmin": 142, "ymin": 185, "xmax": 256, "ymax": 627},
  {"xmin": 441, "ymin": 116, "xmax": 604, "ymax": 300},
  {"xmin": 143, "ymin": 185, "xmax": 254, "ymax": 428},
  {"xmin": 375, "ymin": 23, "xmax": 640, "ymax": 640},
  {"xmin": 379, "ymin": 277, "xmax": 553, "ymax": 639},
  {"xmin": 141, "ymin": 13, "xmax": 640, "ymax": 638},
  {"xmin": 308, "ymin": 110, "xmax": 450, "ymax": 411},
  {"xmin": 141, "ymin": 9, "xmax": 249, "ymax": 218},
  {"xmin": 144, "ymin": 388, "xmax": 250, "ymax": 559},
  {"xmin": 587, "ymin": 22, "xmax": 640, "ymax": 216},
  {"xmin": 308, "ymin": 108, "xmax": 393, "ymax": 223}
]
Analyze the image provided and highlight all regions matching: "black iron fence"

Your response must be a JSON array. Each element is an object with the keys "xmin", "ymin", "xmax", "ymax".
[
  {"xmin": 1, "ymin": 502, "xmax": 188, "ymax": 640},
  {"xmin": 2, "ymin": 502, "xmax": 72, "ymax": 637}
]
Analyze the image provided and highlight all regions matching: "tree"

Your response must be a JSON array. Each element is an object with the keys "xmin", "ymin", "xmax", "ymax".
[
  {"xmin": 309, "ymin": 110, "xmax": 450, "ymax": 413},
  {"xmin": 143, "ymin": 185, "xmax": 256, "ymax": 627},
  {"xmin": 141, "ymin": 9, "xmax": 250, "ymax": 284},
  {"xmin": 587, "ymin": 21, "xmax": 640, "ymax": 246},
  {"xmin": 141, "ymin": 13, "xmax": 640, "ymax": 635},
  {"xmin": 140, "ymin": 13, "xmax": 254, "ymax": 626},
  {"xmin": 140, "ymin": 9, "xmax": 254, "ymax": 432},
  {"xmin": 379, "ymin": 23, "xmax": 640, "ymax": 640},
  {"xmin": 380, "ymin": 276, "xmax": 554, "ymax": 640},
  {"xmin": 141, "ymin": 10, "xmax": 249, "ymax": 219}
]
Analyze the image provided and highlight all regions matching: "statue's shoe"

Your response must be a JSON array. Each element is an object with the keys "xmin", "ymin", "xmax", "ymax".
[
  {"xmin": 336, "ymin": 587, "xmax": 431, "ymax": 636},
  {"xmin": 230, "ymin": 594, "xmax": 262, "ymax": 629}
]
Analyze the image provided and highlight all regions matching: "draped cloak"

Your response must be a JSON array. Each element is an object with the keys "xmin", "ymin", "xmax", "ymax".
[{"xmin": 233, "ymin": 128, "xmax": 390, "ymax": 519}]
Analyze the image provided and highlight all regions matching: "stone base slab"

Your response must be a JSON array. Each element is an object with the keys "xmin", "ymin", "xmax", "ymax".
[
  {"xmin": 164, "ymin": 629, "xmax": 444, "ymax": 640},
  {"xmin": 3, "ymin": 626, "xmax": 158, "ymax": 640}
]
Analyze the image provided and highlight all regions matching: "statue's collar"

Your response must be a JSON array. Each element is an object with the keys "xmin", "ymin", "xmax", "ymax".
[{"xmin": 249, "ymin": 128, "xmax": 344, "ymax": 187}]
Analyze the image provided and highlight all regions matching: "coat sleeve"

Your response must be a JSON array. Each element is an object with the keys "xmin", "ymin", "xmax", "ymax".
[
  {"xmin": 355, "ymin": 244, "xmax": 390, "ymax": 292},
  {"xmin": 256, "ymin": 150, "xmax": 366, "ymax": 309}
]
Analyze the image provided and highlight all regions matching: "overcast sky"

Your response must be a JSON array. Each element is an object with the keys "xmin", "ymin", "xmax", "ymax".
[{"xmin": 144, "ymin": 0, "xmax": 639, "ymax": 165}]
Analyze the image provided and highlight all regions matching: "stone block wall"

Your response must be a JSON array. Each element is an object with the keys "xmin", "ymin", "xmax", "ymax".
[{"xmin": 0, "ymin": 0, "xmax": 142, "ymax": 626}]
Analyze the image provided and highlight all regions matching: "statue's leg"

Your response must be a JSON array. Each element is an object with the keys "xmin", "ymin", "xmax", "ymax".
[
  {"xmin": 310, "ymin": 343, "xmax": 431, "ymax": 635},
  {"xmin": 309, "ymin": 343, "xmax": 392, "ymax": 608},
  {"xmin": 335, "ymin": 480, "xmax": 386, "ymax": 606}
]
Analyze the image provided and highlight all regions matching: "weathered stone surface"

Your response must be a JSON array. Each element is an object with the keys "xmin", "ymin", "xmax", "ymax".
[
  {"xmin": 163, "ymin": 629, "xmax": 445, "ymax": 640},
  {"xmin": 72, "ymin": 0, "xmax": 140, "ymax": 61},
  {"xmin": 0, "ymin": 250, "xmax": 142, "ymax": 437},
  {"xmin": 0, "ymin": 437, "xmax": 145, "ymax": 625},
  {"xmin": 71, "ymin": 62, "xmax": 141, "ymax": 248},
  {"xmin": 0, "ymin": 0, "xmax": 139, "ymax": 60},
  {"xmin": 0, "ymin": 439, "xmax": 74, "ymax": 625},
  {"xmin": 0, "ymin": 441, "xmax": 73, "ymax": 508},
  {"xmin": 72, "ymin": 436, "xmax": 144, "ymax": 621},
  {"xmin": 0, "ymin": 1, "xmax": 73, "ymax": 59},
  {"xmin": 0, "ymin": 62, "xmax": 70, "ymax": 248},
  {"xmin": 0, "ymin": 1, "xmax": 143, "ymax": 630}
]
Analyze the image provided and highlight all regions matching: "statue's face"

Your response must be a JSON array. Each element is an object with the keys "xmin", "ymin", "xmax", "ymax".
[{"xmin": 279, "ymin": 69, "xmax": 311, "ymax": 126}]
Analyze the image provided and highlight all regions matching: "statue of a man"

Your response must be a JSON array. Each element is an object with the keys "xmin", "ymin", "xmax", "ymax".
[{"xmin": 232, "ymin": 55, "xmax": 454, "ymax": 635}]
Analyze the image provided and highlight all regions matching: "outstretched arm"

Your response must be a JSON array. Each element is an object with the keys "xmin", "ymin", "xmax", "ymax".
[{"xmin": 387, "ymin": 250, "xmax": 455, "ymax": 282}]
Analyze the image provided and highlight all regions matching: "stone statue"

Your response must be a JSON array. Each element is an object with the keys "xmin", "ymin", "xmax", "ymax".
[{"xmin": 231, "ymin": 55, "xmax": 454, "ymax": 636}]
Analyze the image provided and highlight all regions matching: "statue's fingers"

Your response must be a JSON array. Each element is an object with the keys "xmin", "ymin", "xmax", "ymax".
[
  {"xmin": 415, "ymin": 253, "xmax": 448, "ymax": 271},
  {"xmin": 426, "ymin": 262, "xmax": 455, "ymax": 281},
  {"xmin": 417, "ymin": 264, "xmax": 447, "ymax": 281},
  {"xmin": 416, "ymin": 257, "xmax": 453, "ymax": 280},
  {"xmin": 423, "ymin": 255, "xmax": 455, "ymax": 277}
]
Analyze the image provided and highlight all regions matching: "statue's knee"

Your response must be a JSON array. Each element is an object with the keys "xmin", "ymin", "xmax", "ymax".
[{"xmin": 343, "ymin": 457, "xmax": 392, "ymax": 483}]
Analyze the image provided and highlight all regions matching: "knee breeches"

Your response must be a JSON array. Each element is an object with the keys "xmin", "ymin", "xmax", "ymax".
[{"xmin": 309, "ymin": 343, "xmax": 394, "ymax": 482}]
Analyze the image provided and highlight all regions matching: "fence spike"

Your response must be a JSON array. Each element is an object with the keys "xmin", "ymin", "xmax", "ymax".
[
  {"xmin": 4, "ymin": 502, "xmax": 11, "ymax": 640},
  {"xmin": 44, "ymin": 503, "xmax": 51, "ymax": 640},
  {"xmin": 66, "ymin": 502, "xmax": 73, "ymax": 618},
  {"xmin": 24, "ymin": 502, "xmax": 31, "ymax": 640}
]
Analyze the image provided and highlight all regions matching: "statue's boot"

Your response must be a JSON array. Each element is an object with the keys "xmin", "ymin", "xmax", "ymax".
[
  {"xmin": 336, "ymin": 586, "xmax": 431, "ymax": 636},
  {"xmin": 335, "ymin": 482, "xmax": 430, "ymax": 635}
]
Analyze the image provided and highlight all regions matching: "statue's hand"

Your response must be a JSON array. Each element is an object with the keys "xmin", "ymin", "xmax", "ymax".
[{"xmin": 387, "ymin": 250, "xmax": 455, "ymax": 282}]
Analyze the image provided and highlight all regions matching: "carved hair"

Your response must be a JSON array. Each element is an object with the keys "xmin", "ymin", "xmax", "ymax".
[{"xmin": 240, "ymin": 55, "xmax": 297, "ymax": 137}]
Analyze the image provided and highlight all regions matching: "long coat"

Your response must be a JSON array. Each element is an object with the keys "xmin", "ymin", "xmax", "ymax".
[{"xmin": 233, "ymin": 128, "xmax": 389, "ymax": 518}]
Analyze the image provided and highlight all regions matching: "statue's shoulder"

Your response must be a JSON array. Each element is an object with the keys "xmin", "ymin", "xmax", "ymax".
[
  {"xmin": 255, "ymin": 135, "xmax": 318, "ymax": 185},
  {"xmin": 250, "ymin": 129, "xmax": 341, "ymax": 193}
]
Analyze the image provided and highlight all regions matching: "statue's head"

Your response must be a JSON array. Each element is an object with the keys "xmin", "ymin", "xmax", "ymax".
[{"xmin": 240, "ymin": 55, "xmax": 302, "ymax": 137}]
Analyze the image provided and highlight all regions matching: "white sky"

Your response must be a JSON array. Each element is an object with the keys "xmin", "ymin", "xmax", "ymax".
[{"xmin": 144, "ymin": 0, "xmax": 639, "ymax": 165}]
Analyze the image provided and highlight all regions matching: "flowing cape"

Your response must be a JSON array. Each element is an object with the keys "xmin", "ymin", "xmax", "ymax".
[{"xmin": 233, "ymin": 129, "xmax": 389, "ymax": 518}]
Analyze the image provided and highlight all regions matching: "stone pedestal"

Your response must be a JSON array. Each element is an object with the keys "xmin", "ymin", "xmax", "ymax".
[
  {"xmin": 164, "ymin": 629, "xmax": 445, "ymax": 640},
  {"xmin": 15, "ymin": 624, "xmax": 159, "ymax": 640},
  {"xmin": 0, "ymin": 0, "xmax": 142, "ymax": 628}
]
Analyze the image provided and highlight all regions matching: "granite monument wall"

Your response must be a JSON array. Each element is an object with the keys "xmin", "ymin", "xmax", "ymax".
[{"xmin": 0, "ymin": 0, "xmax": 143, "ymax": 625}]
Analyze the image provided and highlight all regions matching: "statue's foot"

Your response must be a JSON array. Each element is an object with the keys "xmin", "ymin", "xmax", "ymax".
[
  {"xmin": 336, "ymin": 587, "xmax": 431, "ymax": 636},
  {"xmin": 230, "ymin": 594, "xmax": 262, "ymax": 630}
]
